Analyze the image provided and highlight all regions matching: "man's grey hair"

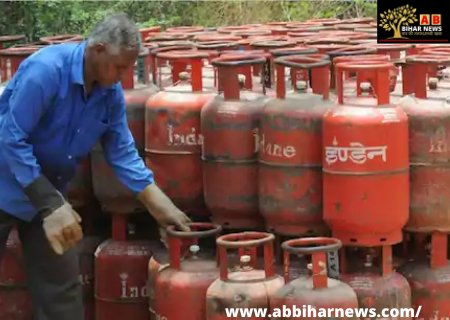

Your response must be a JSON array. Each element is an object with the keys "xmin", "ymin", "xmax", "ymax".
[{"xmin": 87, "ymin": 13, "xmax": 141, "ymax": 54}]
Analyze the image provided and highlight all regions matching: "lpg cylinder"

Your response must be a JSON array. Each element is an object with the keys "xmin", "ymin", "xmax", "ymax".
[
  {"xmin": 91, "ymin": 48, "xmax": 157, "ymax": 214},
  {"xmin": 148, "ymin": 45, "xmax": 195, "ymax": 87},
  {"xmin": 145, "ymin": 51, "xmax": 216, "ymax": 218},
  {"xmin": 331, "ymin": 54, "xmax": 398, "ymax": 93},
  {"xmin": 201, "ymin": 55, "xmax": 268, "ymax": 229},
  {"xmin": 217, "ymin": 50, "xmax": 269, "ymax": 90},
  {"xmin": 269, "ymin": 47, "xmax": 320, "ymax": 86},
  {"xmin": 340, "ymin": 246, "xmax": 412, "ymax": 318},
  {"xmin": 95, "ymin": 215, "xmax": 155, "ymax": 320},
  {"xmin": 206, "ymin": 232, "xmax": 284, "ymax": 319},
  {"xmin": 80, "ymin": 234, "xmax": 104, "ymax": 320},
  {"xmin": 148, "ymin": 226, "xmax": 218, "ymax": 320},
  {"xmin": 394, "ymin": 55, "xmax": 450, "ymax": 231},
  {"xmin": 249, "ymin": 40, "xmax": 297, "ymax": 87},
  {"xmin": 39, "ymin": 34, "xmax": 83, "ymax": 44},
  {"xmin": 0, "ymin": 47, "xmax": 40, "ymax": 82},
  {"xmin": 398, "ymin": 233, "xmax": 450, "ymax": 319},
  {"xmin": 417, "ymin": 49, "xmax": 450, "ymax": 90},
  {"xmin": 392, "ymin": 55, "xmax": 450, "ymax": 100},
  {"xmin": 0, "ymin": 35, "xmax": 25, "ymax": 82},
  {"xmin": 323, "ymin": 61, "xmax": 409, "ymax": 246},
  {"xmin": 148, "ymin": 229, "xmax": 268, "ymax": 320},
  {"xmin": 326, "ymin": 47, "xmax": 378, "ymax": 90},
  {"xmin": 153, "ymin": 223, "xmax": 222, "ymax": 320},
  {"xmin": 270, "ymin": 237, "xmax": 358, "ymax": 319},
  {"xmin": 0, "ymin": 229, "xmax": 31, "ymax": 319},
  {"xmin": 259, "ymin": 55, "xmax": 332, "ymax": 236}
]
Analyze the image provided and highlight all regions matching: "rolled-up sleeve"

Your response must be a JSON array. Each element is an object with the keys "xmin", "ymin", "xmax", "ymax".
[
  {"xmin": 101, "ymin": 86, "xmax": 154, "ymax": 195},
  {"xmin": 0, "ymin": 61, "xmax": 65, "ymax": 214}
]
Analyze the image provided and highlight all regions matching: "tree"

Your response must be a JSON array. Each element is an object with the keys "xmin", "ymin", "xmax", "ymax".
[{"xmin": 379, "ymin": 5, "xmax": 418, "ymax": 39}]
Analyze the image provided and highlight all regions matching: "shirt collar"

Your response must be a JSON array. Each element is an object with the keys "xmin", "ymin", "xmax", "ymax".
[
  {"xmin": 71, "ymin": 41, "xmax": 87, "ymax": 86},
  {"xmin": 70, "ymin": 41, "xmax": 116, "ymax": 92}
]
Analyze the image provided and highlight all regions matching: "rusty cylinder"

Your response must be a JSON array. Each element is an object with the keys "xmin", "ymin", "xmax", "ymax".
[
  {"xmin": 270, "ymin": 237, "xmax": 359, "ymax": 318},
  {"xmin": 259, "ymin": 55, "xmax": 332, "ymax": 237},
  {"xmin": 249, "ymin": 40, "xmax": 297, "ymax": 88},
  {"xmin": 80, "ymin": 235, "xmax": 104, "ymax": 320},
  {"xmin": 153, "ymin": 223, "xmax": 221, "ymax": 320},
  {"xmin": 0, "ymin": 47, "xmax": 40, "ymax": 83},
  {"xmin": 95, "ymin": 214, "xmax": 155, "ymax": 320},
  {"xmin": 325, "ymin": 46, "xmax": 377, "ymax": 89},
  {"xmin": 0, "ymin": 229, "xmax": 31, "ymax": 320},
  {"xmin": 201, "ymin": 55, "xmax": 269, "ymax": 229},
  {"xmin": 323, "ymin": 61, "xmax": 409, "ymax": 246},
  {"xmin": 398, "ymin": 233, "xmax": 450, "ymax": 319},
  {"xmin": 206, "ymin": 232, "xmax": 284, "ymax": 319},
  {"xmin": 145, "ymin": 51, "xmax": 216, "ymax": 217},
  {"xmin": 340, "ymin": 246, "xmax": 412, "ymax": 317},
  {"xmin": 394, "ymin": 55, "xmax": 450, "ymax": 232}
]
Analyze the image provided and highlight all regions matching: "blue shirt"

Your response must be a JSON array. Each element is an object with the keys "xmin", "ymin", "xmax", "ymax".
[{"xmin": 0, "ymin": 41, "xmax": 154, "ymax": 221}]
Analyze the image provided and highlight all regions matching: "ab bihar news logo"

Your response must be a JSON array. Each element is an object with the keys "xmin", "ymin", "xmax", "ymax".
[{"xmin": 378, "ymin": 4, "xmax": 446, "ymax": 43}]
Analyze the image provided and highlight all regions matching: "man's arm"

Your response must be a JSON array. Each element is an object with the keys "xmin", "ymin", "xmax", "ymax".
[
  {"xmin": 0, "ymin": 61, "xmax": 66, "ymax": 215},
  {"xmin": 102, "ymin": 86, "xmax": 191, "ymax": 233},
  {"xmin": 101, "ymin": 87, "xmax": 178, "ymax": 220}
]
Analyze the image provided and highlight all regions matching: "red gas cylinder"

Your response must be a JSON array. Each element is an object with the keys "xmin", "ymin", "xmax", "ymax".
[
  {"xmin": 418, "ymin": 49, "xmax": 450, "ymax": 81},
  {"xmin": 0, "ymin": 35, "xmax": 25, "ymax": 82},
  {"xmin": 0, "ymin": 35, "xmax": 25, "ymax": 49},
  {"xmin": 332, "ymin": 54, "xmax": 398, "ymax": 92},
  {"xmin": 218, "ymin": 50, "xmax": 270, "ymax": 89},
  {"xmin": 360, "ymin": 43, "xmax": 411, "ymax": 61},
  {"xmin": 398, "ymin": 233, "xmax": 450, "ymax": 319},
  {"xmin": 166, "ymin": 26, "xmax": 205, "ymax": 33},
  {"xmin": 217, "ymin": 25, "xmax": 263, "ymax": 34},
  {"xmin": 195, "ymin": 34, "xmax": 242, "ymax": 42},
  {"xmin": 95, "ymin": 215, "xmax": 155, "ymax": 320},
  {"xmin": 148, "ymin": 235, "xmax": 277, "ymax": 320},
  {"xmin": 394, "ymin": 55, "xmax": 450, "ymax": 231},
  {"xmin": 326, "ymin": 47, "xmax": 377, "ymax": 89},
  {"xmin": 0, "ymin": 47, "xmax": 40, "ymax": 82},
  {"xmin": 40, "ymin": 34, "xmax": 83, "ymax": 44},
  {"xmin": 340, "ymin": 246, "xmax": 412, "ymax": 317},
  {"xmin": 0, "ymin": 229, "xmax": 31, "ymax": 319},
  {"xmin": 67, "ymin": 157, "xmax": 94, "ymax": 210},
  {"xmin": 153, "ymin": 223, "xmax": 222, "ymax": 320},
  {"xmin": 91, "ymin": 53, "xmax": 157, "ymax": 214},
  {"xmin": 80, "ymin": 235, "xmax": 104, "ymax": 320},
  {"xmin": 250, "ymin": 40, "xmax": 297, "ymax": 87},
  {"xmin": 308, "ymin": 18, "xmax": 341, "ymax": 25},
  {"xmin": 148, "ymin": 45, "xmax": 195, "ymax": 87},
  {"xmin": 140, "ymin": 26, "xmax": 161, "ymax": 42},
  {"xmin": 270, "ymin": 237, "xmax": 358, "ymax": 318},
  {"xmin": 259, "ymin": 56, "xmax": 332, "ymax": 236},
  {"xmin": 269, "ymin": 47, "xmax": 320, "ymax": 84},
  {"xmin": 201, "ymin": 55, "xmax": 268, "ymax": 229},
  {"xmin": 206, "ymin": 232, "xmax": 284, "ymax": 319},
  {"xmin": 323, "ymin": 61, "xmax": 409, "ymax": 246},
  {"xmin": 145, "ymin": 51, "xmax": 215, "ymax": 217},
  {"xmin": 148, "ymin": 242, "xmax": 213, "ymax": 320}
]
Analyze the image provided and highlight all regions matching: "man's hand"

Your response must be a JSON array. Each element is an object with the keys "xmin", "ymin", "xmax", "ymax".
[
  {"xmin": 42, "ymin": 202, "xmax": 83, "ymax": 255},
  {"xmin": 138, "ymin": 183, "xmax": 192, "ymax": 240},
  {"xmin": 154, "ymin": 206, "xmax": 192, "ymax": 232}
]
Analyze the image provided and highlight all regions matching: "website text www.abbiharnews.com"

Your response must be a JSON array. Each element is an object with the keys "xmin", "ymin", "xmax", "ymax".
[{"xmin": 225, "ymin": 305, "xmax": 422, "ymax": 318}]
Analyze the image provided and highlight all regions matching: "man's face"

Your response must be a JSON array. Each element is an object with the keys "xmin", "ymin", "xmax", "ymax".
[{"xmin": 91, "ymin": 44, "xmax": 139, "ymax": 87}]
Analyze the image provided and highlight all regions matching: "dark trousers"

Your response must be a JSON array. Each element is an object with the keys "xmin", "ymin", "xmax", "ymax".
[{"xmin": 0, "ymin": 210, "xmax": 83, "ymax": 320}]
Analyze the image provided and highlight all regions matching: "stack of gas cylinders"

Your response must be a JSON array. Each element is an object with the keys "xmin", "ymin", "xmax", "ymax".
[{"xmin": 1, "ymin": 17, "xmax": 450, "ymax": 320}]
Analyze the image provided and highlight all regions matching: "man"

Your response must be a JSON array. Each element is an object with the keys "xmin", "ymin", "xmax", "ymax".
[{"xmin": 0, "ymin": 13, "xmax": 191, "ymax": 320}]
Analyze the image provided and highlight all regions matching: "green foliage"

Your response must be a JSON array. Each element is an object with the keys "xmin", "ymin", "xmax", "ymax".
[{"xmin": 0, "ymin": 0, "xmax": 377, "ymax": 42}]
